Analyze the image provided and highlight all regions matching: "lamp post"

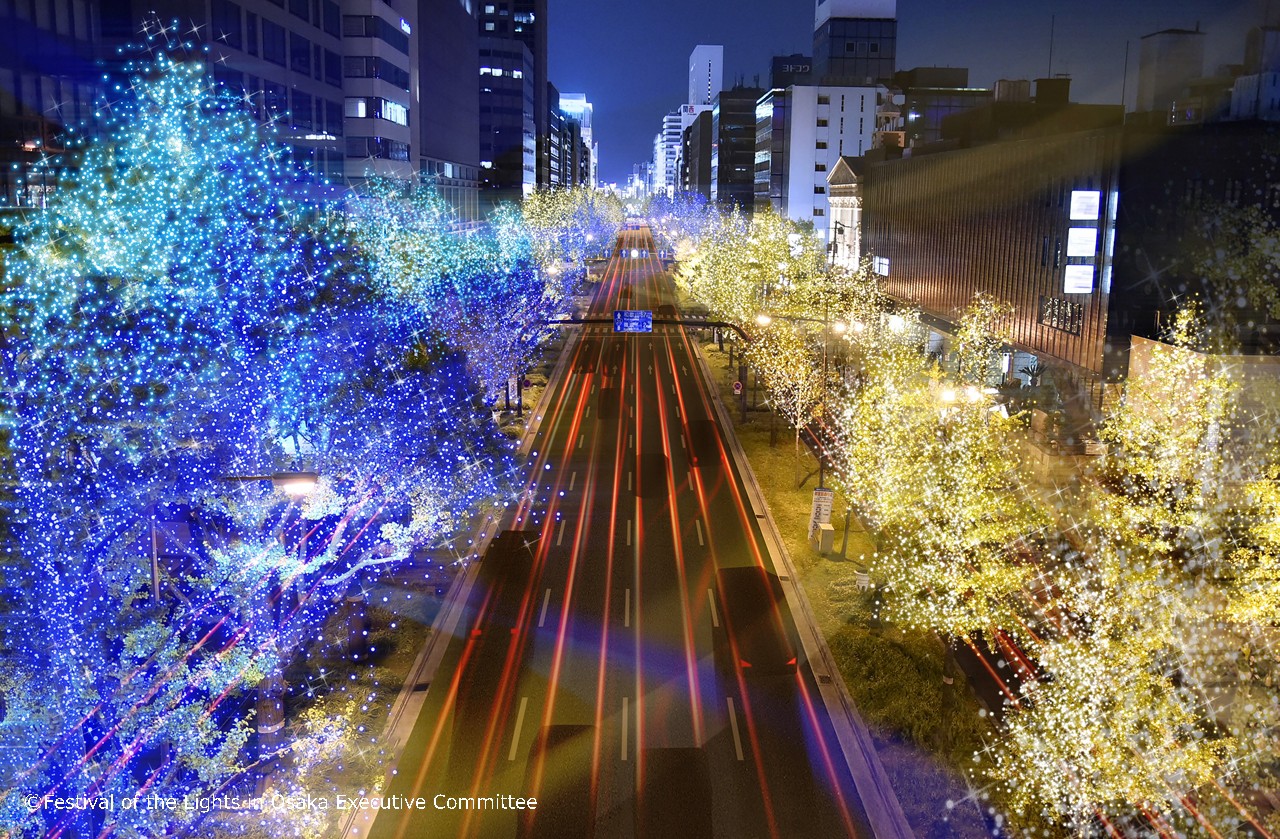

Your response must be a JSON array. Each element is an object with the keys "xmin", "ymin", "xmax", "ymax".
[{"xmin": 220, "ymin": 470, "xmax": 318, "ymax": 787}]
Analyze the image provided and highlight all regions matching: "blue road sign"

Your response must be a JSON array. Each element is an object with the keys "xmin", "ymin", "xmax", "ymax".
[{"xmin": 613, "ymin": 310, "xmax": 653, "ymax": 333}]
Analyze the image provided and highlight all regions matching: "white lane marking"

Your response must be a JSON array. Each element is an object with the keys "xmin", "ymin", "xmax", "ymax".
[
  {"xmin": 707, "ymin": 588, "xmax": 720, "ymax": 627},
  {"xmin": 624, "ymin": 588, "xmax": 631, "ymax": 628},
  {"xmin": 621, "ymin": 697, "xmax": 630, "ymax": 761},
  {"xmin": 569, "ymin": 472, "xmax": 577, "ymax": 491},
  {"xmin": 556, "ymin": 519, "xmax": 566, "ymax": 546},
  {"xmin": 626, "ymin": 519, "xmax": 632, "ymax": 546},
  {"xmin": 628, "ymin": 471, "xmax": 633, "ymax": 492},
  {"xmin": 509, "ymin": 696, "xmax": 529, "ymax": 761},
  {"xmin": 679, "ymin": 435, "xmax": 685, "ymax": 449},
  {"xmin": 585, "ymin": 404, "xmax": 592, "ymax": 418},
  {"xmin": 628, "ymin": 433, "xmax": 633, "ymax": 449},
  {"xmin": 727, "ymin": 697, "xmax": 744, "ymax": 761},
  {"xmin": 676, "ymin": 405, "xmax": 681, "ymax": 418},
  {"xmin": 538, "ymin": 588, "xmax": 552, "ymax": 627},
  {"xmin": 695, "ymin": 519, "xmax": 705, "ymax": 546},
  {"xmin": 672, "ymin": 384, "xmax": 677, "ymax": 395},
  {"xmin": 578, "ymin": 433, "xmax": 584, "ymax": 449},
  {"xmin": 591, "ymin": 384, "xmax": 597, "ymax": 394}
]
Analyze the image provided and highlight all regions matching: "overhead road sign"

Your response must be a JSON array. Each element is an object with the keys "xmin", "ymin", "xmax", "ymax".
[{"xmin": 613, "ymin": 310, "xmax": 653, "ymax": 333}]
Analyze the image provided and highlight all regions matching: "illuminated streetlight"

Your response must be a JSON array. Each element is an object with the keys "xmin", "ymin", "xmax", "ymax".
[
  {"xmin": 221, "ymin": 470, "xmax": 320, "ymax": 497},
  {"xmin": 756, "ymin": 313, "xmax": 773, "ymax": 327}
]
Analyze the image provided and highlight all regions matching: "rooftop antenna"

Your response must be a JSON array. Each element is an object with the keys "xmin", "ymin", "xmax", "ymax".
[{"xmin": 1047, "ymin": 14, "xmax": 1056, "ymax": 77}]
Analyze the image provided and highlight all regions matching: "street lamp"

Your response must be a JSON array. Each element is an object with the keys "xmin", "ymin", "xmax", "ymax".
[
  {"xmin": 220, "ymin": 470, "xmax": 320, "ymax": 496},
  {"xmin": 218, "ymin": 469, "xmax": 318, "ymax": 787}
]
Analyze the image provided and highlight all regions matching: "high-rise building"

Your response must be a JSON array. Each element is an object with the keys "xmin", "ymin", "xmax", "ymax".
[
  {"xmin": 1136, "ymin": 27, "xmax": 1206, "ymax": 117},
  {"xmin": 478, "ymin": 36, "xmax": 535, "ymax": 204},
  {"xmin": 478, "ymin": 0, "xmax": 548, "ymax": 189},
  {"xmin": 682, "ymin": 109, "xmax": 713, "ymax": 198},
  {"xmin": 710, "ymin": 84, "xmax": 764, "ymax": 208},
  {"xmin": 755, "ymin": 83, "xmax": 882, "ymax": 227},
  {"xmin": 688, "ymin": 44, "xmax": 723, "ymax": 108},
  {"xmin": 812, "ymin": 0, "xmax": 897, "ymax": 85},
  {"xmin": 559, "ymin": 93, "xmax": 596, "ymax": 186},
  {"xmin": 654, "ymin": 108, "xmax": 684, "ymax": 197},
  {"xmin": 418, "ymin": 0, "xmax": 481, "ymax": 220}
]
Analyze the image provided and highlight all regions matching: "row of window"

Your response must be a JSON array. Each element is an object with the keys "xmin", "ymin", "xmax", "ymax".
[
  {"xmin": 213, "ymin": 69, "xmax": 343, "ymax": 135},
  {"xmin": 211, "ymin": 0, "xmax": 341, "ymax": 53},
  {"xmin": 343, "ymin": 56, "xmax": 411, "ymax": 91},
  {"xmin": 344, "ymin": 96, "xmax": 409, "ymax": 126},
  {"xmin": 480, "ymin": 67, "xmax": 524, "ymax": 79},
  {"xmin": 345, "ymin": 136, "xmax": 410, "ymax": 161},
  {"xmin": 342, "ymin": 15, "xmax": 409, "ymax": 55},
  {"xmin": 2, "ymin": 0, "xmax": 92, "ymax": 40}
]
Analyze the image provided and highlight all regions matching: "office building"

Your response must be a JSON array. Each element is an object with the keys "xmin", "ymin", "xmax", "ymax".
[
  {"xmin": 0, "ymin": 1, "xmax": 101, "ymax": 207},
  {"xmin": 894, "ymin": 67, "xmax": 991, "ymax": 148},
  {"xmin": 754, "ymin": 82, "xmax": 883, "ymax": 228},
  {"xmin": 559, "ymin": 92, "xmax": 596, "ymax": 186},
  {"xmin": 478, "ymin": 35, "xmax": 534, "ymax": 204},
  {"xmin": 812, "ymin": 0, "xmax": 897, "ymax": 85},
  {"xmin": 710, "ymin": 84, "xmax": 763, "ymax": 208},
  {"xmin": 682, "ymin": 109, "xmax": 713, "ymax": 198},
  {"xmin": 418, "ymin": 0, "xmax": 481, "ymax": 220},
  {"xmin": 1136, "ymin": 27, "xmax": 1205, "ymax": 117},
  {"xmin": 688, "ymin": 44, "xmax": 723, "ymax": 108},
  {"xmin": 477, "ymin": 0, "xmax": 547, "ymax": 190}
]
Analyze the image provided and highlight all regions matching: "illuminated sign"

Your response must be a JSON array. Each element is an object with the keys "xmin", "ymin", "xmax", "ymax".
[
  {"xmin": 1063, "ymin": 265, "xmax": 1095, "ymax": 294},
  {"xmin": 1066, "ymin": 227, "xmax": 1098, "ymax": 257},
  {"xmin": 1070, "ymin": 190, "xmax": 1101, "ymax": 220},
  {"xmin": 614, "ymin": 310, "xmax": 653, "ymax": 333}
]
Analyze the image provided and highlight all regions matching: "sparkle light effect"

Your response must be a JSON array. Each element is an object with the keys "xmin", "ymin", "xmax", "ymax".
[
  {"xmin": 0, "ymin": 49, "xmax": 529, "ymax": 836},
  {"xmin": 666, "ymin": 203, "xmax": 1280, "ymax": 835}
]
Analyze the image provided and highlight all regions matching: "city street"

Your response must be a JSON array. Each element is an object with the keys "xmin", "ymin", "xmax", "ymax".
[{"xmin": 365, "ymin": 228, "xmax": 872, "ymax": 839}]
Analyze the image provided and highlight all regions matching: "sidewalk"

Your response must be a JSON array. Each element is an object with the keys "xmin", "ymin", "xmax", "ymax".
[{"xmin": 695, "ymin": 335, "xmax": 1001, "ymax": 838}]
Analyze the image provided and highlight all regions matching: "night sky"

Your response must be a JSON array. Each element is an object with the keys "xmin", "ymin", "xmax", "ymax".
[{"xmin": 548, "ymin": 0, "xmax": 1264, "ymax": 185}]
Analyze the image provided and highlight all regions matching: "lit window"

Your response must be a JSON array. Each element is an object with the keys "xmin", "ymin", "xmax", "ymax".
[
  {"xmin": 1066, "ymin": 227, "xmax": 1097, "ymax": 257},
  {"xmin": 512, "ymin": 70, "xmax": 523, "ymax": 79},
  {"xmin": 484, "ymin": 4, "xmax": 494, "ymax": 11},
  {"xmin": 383, "ymin": 100, "xmax": 408, "ymax": 126},
  {"xmin": 344, "ymin": 97, "xmax": 367, "ymax": 118},
  {"xmin": 480, "ymin": 67, "xmax": 492, "ymax": 75},
  {"xmin": 485, "ymin": 21, "xmax": 494, "ymax": 30}
]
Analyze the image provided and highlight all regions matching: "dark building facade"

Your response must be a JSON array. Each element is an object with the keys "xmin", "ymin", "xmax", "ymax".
[
  {"xmin": 418, "ymin": 0, "xmax": 480, "ymax": 220},
  {"xmin": 711, "ymin": 85, "xmax": 763, "ymax": 208},
  {"xmin": 478, "ymin": 0, "xmax": 547, "ymax": 191},
  {"xmin": 893, "ymin": 67, "xmax": 991, "ymax": 148},
  {"xmin": 863, "ymin": 107, "xmax": 1280, "ymax": 419},
  {"xmin": 0, "ymin": 0, "xmax": 102, "ymax": 206},
  {"xmin": 682, "ymin": 109, "xmax": 712, "ymax": 199},
  {"xmin": 813, "ymin": 0, "xmax": 896, "ymax": 85},
  {"xmin": 478, "ymin": 35, "xmax": 534, "ymax": 206}
]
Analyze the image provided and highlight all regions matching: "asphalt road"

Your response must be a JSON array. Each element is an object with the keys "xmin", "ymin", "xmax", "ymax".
[{"xmin": 364, "ymin": 227, "xmax": 872, "ymax": 839}]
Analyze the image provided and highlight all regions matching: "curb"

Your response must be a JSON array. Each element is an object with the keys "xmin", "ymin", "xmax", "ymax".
[{"xmin": 690, "ymin": 340, "xmax": 917, "ymax": 839}]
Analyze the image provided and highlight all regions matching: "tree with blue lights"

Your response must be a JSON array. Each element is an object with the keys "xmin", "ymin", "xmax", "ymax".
[
  {"xmin": 349, "ymin": 180, "xmax": 573, "ymax": 404},
  {"xmin": 0, "ymin": 51, "xmax": 517, "ymax": 836}
]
